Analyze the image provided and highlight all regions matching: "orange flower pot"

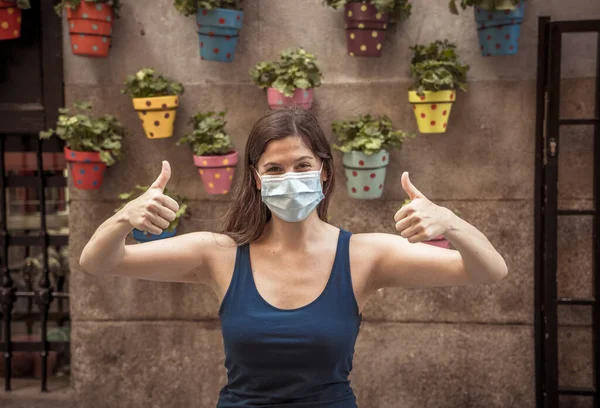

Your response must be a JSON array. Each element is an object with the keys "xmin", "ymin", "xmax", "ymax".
[
  {"xmin": 193, "ymin": 151, "xmax": 238, "ymax": 195},
  {"xmin": 66, "ymin": 1, "xmax": 114, "ymax": 57},
  {"xmin": 132, "ymin": 95, "xmax": 179, "ymax": 139},
  {"xmin": 409, "ymin": 90, "xmax": 456, "ymax": 134},
  {"xmin": 0, "ymin": 1, "xmax": 22, "ymax": 41},
  {"xmin": 64, "ymin": 146, "xmax": 107, "ymax": 190}
]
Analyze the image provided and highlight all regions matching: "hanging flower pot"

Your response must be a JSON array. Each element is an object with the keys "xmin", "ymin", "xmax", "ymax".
[
  {"xmin": 40, "ymin": 102, "xmax": 125, "ymax": 191},
  {"xmin": 197, "ymin": 8, "xmax": 244, "ymax": 62},
  {"xmin": 55, "ymin": 0, "xmax": 121, "ymax": 57},
  {"xmin": 342, "ymin": 150, "xmax": 389, "ymax": 199},
  {"xmin": 475, "ymin": 1, "xmax": 525, "ymax": 56},
  {"xmin": 122, "ymin": 68, "xmax": 184, "ymax": 139},
  {"xmin": 323, "ymin": 0, "xmax": 411, "ymax": 57},
  {"xmin": 0, "ymin": 0, "xmax": 29, "ymax": 41},
  {"xmin": 332, "ymin": 114, "xmax": 415, "ymax": 200},
  {"xmin": 267, "ymin": 88, "xmax": 313, "ymax": 110},
  {"xmin": 132, "ymin": 228, "xmax": 177, "ymax": 243},
  {"xmin": 409, "ymin": 40, "xmax": 469, "ymax": 134},
  {"xmin": 193, "ymin": 151, "xmax": 238, "ymax": 195},
  {"xmin": 408, "ymin": 90, "xmax": 456, "ymax": 134},
  {"xmin": 250, "ymin": 48, "xmax": 323, "ymax": 110},
  {"xmin": 424, "ymin": 236, "xmax": 452, "ymax": 249},
  {"xmin": 116, "ymin": 184, "xmax": 189, "ymax": 243}
]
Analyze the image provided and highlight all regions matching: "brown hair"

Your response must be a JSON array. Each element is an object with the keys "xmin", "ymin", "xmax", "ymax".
[{"xmin": 222, "ymin": 108, "xmax": 335, "ymax": 245}]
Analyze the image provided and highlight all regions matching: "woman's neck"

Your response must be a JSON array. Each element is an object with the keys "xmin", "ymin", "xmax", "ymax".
[{"xmin": 259, "ymin": 212, "xmax": 331, "ymax": 249}]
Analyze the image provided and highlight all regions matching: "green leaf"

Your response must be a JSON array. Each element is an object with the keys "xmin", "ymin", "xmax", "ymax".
[
  {"xmin": 122, "ymin": 68, "xmax": 185, "ymax": 98},
  {"xmin": 409, "ymin": 40, "xmax": 470, "ymax": 93},
  {"xmin": 178, "ymin": 111, "xmax": 234, "ymax": 156}
]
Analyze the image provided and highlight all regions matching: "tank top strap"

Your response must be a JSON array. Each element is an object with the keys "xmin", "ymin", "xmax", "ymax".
[
  {"xmin": 328, "ymin": 229, "xmax": 361, "ymax": 318},
  {"xmin": 218, "ymin": 243, "xmax": 251, "ymax": 316}
]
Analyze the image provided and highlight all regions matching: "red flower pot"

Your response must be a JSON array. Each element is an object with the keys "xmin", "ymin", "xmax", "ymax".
[
  {"xmin": 66, "ymin": 1, "xmax": 114, "ymax": 57},
  {"xmin": 424, "ymin": 235, "xmax": 451, "ymax": 249},
  {"xmin": 193, "ymin": 151, "xmax": 238, "ymax": 195},
  {"xmin": 64, "ymin": 147, "xmax": 107, "ymax": 190},
  {"xmin": 0, "ymin": 0, "xmax": 22, "ymax": 40},
  {"xmin": 267, "ymin": 88, "xmax": 314, "ymax": 110},
  {"xmin": 344, "ymin": 2, "xmax": 389, "ymax": 57}
]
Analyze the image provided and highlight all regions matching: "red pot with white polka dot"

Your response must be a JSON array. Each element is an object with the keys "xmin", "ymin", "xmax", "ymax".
[
  {"xmin": 344, "ymin": 2, "xmax": 389, "ymax": 57},
  {"xmin": 0, "ymin": 1, "xmax": 22, "ymax": 41},
  {"xmin": 267, "ymin": 88, "xmax": 314, "ymax": 110},
  {"xmin": 408, "ymin": 90, "xmax": 456, "ymax": 134},
  {"xmin": 342, "ymin": 149, "xmax": 388, "ymax": 199},
  {"xmin": 193, "ymin": 150, "xmax": 238, "ymax": 195},
  {"xmin": 64, "ymin": 146, "xmax": 107, "ymax": 190},
  {"xmin": 66, "ymin": 1, "xmax": 114, "ymax": 57}
]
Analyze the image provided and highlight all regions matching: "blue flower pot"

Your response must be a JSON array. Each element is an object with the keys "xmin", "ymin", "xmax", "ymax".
[
  {"xmin": 132, "ymin": 228, "xmax": 177, "ymax": 243},
  {"xmin": 342, "ymin": 150, "xmax": 389, "ymax": 200},
  {"xmin": 196, "ymin": 8, "xmax": 243, "ymax": 62},
  {"xmin": 475, "ymin": 1, "xmax": 525, "ymax": 56}
]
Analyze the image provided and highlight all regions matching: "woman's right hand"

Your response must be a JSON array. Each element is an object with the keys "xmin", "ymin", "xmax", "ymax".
[{"xmin": 121, "ymin": 161, "xmax": 180, "ymax": 235}]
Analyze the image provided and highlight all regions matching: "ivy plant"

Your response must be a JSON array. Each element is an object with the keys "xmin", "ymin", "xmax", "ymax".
[
  {"xmin": 39, "ymin": 102, "xmax": 124, "ymax": 166},
  {"xmin": 449, "ymin": 0, "xmax": 523, "ymax": 13},
  {"xmin": 332, "ymin": 114, "xmax": 415, "ymax": 155},
  {"xmin": 177, "ymin": 111, "xmax": 234, "ymax": 156},
  {"xmin": 174, "ymin": 0, "xmax": 243, "ymax": 16},
  {"xmin": 323, "ymin": 0, "xmax": 411, "ymax": 21},
  {"xmin": 250, "ymin": 48, "xmax": 323, "ymax": 98},
  {"xmin": 115, "ymin": 186, "xmax": 189, "ymax": 232},
  {"xmin": 16, "ymin": 0, "xmax": 31, "ymax": 9},
  {"xmin": 121, "ymin": 68, "xmax": 184, "ymax": 99},
  {"xmin": 409, "ymin": 40, "xmax": 470, "ymax": 96},
  {"xmin": 54, "ymin": 0, "xmax": 122, "ymax": 18}
]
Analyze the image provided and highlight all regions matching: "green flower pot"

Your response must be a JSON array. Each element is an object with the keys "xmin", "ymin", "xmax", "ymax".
[{"xmin": 342, "ymin": 149, "xmax": 389, "ymax": 199}]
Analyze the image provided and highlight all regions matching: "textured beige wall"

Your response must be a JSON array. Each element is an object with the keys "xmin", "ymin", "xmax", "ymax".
[{"xmin": 63, "ymin": 1, "xmax": 600, "ymax": 407}]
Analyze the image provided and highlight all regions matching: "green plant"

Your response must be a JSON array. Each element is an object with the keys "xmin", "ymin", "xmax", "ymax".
[
  {"xmin": 115, "ymin": 186, "xmax": 189, "ymax": 232},
  {"xmin": 15, "ymin": 0, "xmax": 31, "ymax": 9},
  {"xmin": 332, "ymin": 114, "xmax": 415, "ymax": 155},
  {"xmin": 409, "ymin": 40, "xmax": 470, "ymax": 96},
  {"xmin": 250, "ymin": 48, "xmax": 323, "ymax": 97},
  {"xmin": 323, "ymin": 0, "xmax": 411, "ymax": 21},
  {"xmin": 54, "ymin": 0, "xmax": 122, "ymax": 18},
  {"xmin": 174, "ymin": 0, "xmax": 243, "ymax": 16},
  {"xmin": 121, "ymin": 68, "xmax": 184, "ymax": 99},
  {"xmin": 39, "ymin": 102, "xmax": 124, "ymax": 166},
  {"xmin": 449, "ymin": 0, "xmax": 522, "ymax": 13},
  {"xmin": 177, "ymin": 111, "xmax": 234, "ymax": 156}
]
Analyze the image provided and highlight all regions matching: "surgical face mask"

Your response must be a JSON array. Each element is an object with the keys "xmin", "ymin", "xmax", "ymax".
[{"xmin": 256, "ymin": 164, "xmax": 325, "ymax": 223}]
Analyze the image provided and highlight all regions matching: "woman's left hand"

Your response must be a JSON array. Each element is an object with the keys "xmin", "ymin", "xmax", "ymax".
[{"xmin": 394, "ymin": 172, "xmax": 455, "ymax": 244}]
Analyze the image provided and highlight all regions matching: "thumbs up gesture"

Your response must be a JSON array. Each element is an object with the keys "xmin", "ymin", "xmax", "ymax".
[
  {"xmin": 122, "ymin": 161, "xmax": 180, "ymax": 236},
  {"xmin": 394, "ymin": 172, "xmax": 453, "ymax": 244}
]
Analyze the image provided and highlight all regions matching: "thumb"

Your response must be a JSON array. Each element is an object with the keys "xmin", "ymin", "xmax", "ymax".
[
  {"xmin": 401, "ymin": 171, "xmax": 424, "ymax": 200},
  {"xmin": 150, "ymin": 160, "xmax": 171, "ymax": 192}
]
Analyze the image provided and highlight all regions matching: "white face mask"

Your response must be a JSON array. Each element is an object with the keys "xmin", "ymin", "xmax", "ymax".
[{"xmin": 256, "ymin": 164, "xmax": 325, "ymax": 223}]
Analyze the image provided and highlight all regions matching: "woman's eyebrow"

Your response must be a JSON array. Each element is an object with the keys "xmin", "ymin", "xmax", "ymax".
[{"xmin": 262, "ymin": 156, "xmax": 315, "ymax": 168}]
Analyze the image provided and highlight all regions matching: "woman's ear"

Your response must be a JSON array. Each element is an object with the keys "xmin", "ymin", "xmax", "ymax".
[
  {"xmin": 252, "ymin": 167, "xmax": 262, "ymax": 190},
  {"xmin": 321, "ymin": 162, "xmax": 328, "ymax": 183}
]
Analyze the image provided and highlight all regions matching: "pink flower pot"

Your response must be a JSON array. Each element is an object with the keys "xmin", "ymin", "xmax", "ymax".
[
  {"xmin": 424, "ymin": 235, "xmax": 451, "ymax": 249},
  {"xmin": 267, "ymin": 88, "xmax": 314, "ymax": 110},
  {"xmin": 193, "ymin": 150, "xmax": 238, "ymax": 195}
]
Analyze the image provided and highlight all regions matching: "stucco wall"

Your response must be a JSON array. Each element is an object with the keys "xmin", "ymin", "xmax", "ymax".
[{"xmin": 64, "ymin": 1, "xmax": 600, "ymax": 407}]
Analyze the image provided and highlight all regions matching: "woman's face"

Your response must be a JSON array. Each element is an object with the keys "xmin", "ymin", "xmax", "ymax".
[{"xmin": 254, "ymin": 135, "xmax": 327, "ymax": 189}]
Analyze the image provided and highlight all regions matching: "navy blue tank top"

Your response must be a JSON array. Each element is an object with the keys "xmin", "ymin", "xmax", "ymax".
[{"xmin": 217, "ymin": 229, "xmax": 362, "ymax": 408}]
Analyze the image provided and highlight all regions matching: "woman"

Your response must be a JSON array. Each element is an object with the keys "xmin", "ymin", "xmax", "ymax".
[{"xmin": 80, "ymin": 108, "xmax": 508, "ymax": 408}]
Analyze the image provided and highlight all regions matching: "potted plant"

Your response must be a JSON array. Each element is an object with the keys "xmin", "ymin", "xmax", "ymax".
[
  {"xmin": 449, "ymin": 0, "xmax": 526, "ymax": 56},
  {"xmin": 177, "ymin": 111, "xmax": 238, "ymax": 195},
  {"xmin": 0, "ymin": 0, "xmax": 29, "ymax": 40},
  {"xmin": 408, "ymin": 40, "xmax": 469, "ymax": 134},
  {"xmin": 39, "ymin": 102, "xmax": 124, "ymax": 190},
  {"xmin": 54, "ymin": 0, "xmax": 121, "ymax": 57},
  {"xmin": 121, "ymin": 68, "xmax": 184, "ymax": 140},
  {"xmin": 174, "ymin": 0, "xmax": 244, "ymax": 62},
  {"xmin": 332, "ymin": 114, "xmax": 414, "ymax": 199},
  {"xmin": 250, "ymin": 48, "xmax": 323, "ymax": 110},
  {"xmin": 115, "ymin": 185, "xmax": 189, "ymax": 243},
  {"xmin": 400, "ymin": 198, "xmax": 463, "ymax": 249},
  {"xmin": 323, "ymin": 0, "xmax": 411, "ymax": 57}
]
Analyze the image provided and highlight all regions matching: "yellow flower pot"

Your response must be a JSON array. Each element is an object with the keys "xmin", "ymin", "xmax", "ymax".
[
  {"xmin": 408, "ymin": 90, "xmax": 456, "ymax": 134},
  {"xmin": 132, "ymin": 95, "xmax": 179, "ymax": 139}
]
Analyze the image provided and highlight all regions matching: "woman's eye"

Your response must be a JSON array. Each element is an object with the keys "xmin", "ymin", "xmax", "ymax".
[
  {"xmin": 298, "ymin": 163, "xmax": 312, "ymax": 169},
  {"xmin": 266, "ymin": 167, "xmax": 281, "ymax": 173}
]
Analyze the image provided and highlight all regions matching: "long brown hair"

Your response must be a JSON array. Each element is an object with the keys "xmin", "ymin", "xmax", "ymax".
[{"xmin": 222, "ymin": 108, "xmax": 335, "ymax": 245}]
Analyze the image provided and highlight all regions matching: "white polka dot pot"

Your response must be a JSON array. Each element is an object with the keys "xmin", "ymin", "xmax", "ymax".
[
  {"xmin": 343, "ymin": 150, "xmax": 389, "ymax": 199},
  {"xmin": 408, "ymin": 90, "xmax": 456, "ymax": 134},
  {"xmin": 0, "ymin": 1, "xmax": 22, "ymax": 41},
  {"xmin": 193, "ymin": 151, "xmax": 238, "ymax": 195},
  {"xmin": 475, "ymin": 1, "xmax": 525, "ymax": 57},
  {"xmin": 267, "ymin": 88, "xmax": 313, "ymax": 110},
  {"xmin": 132, "ymin": 95, "xmax": 179, "ymax": 139},
  {"xmin": 66, "ymin": 2, "xmax": 113, "ymax": 57},
  {"xmin": 63, "ymin": 146, "xmax": 107, "ymax": 190},
  {"xmin": 132, "ymin": 228, "xmax": 177, "ymax": 244},
  {"xmin": 343, "ymin": 2, "xmax": 389, "ymax": 57}
]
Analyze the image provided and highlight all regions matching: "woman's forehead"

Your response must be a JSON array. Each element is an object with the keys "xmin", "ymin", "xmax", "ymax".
[{"xmin": 259, "ymin": 136, "xmax": 315, "ymax": 162}]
